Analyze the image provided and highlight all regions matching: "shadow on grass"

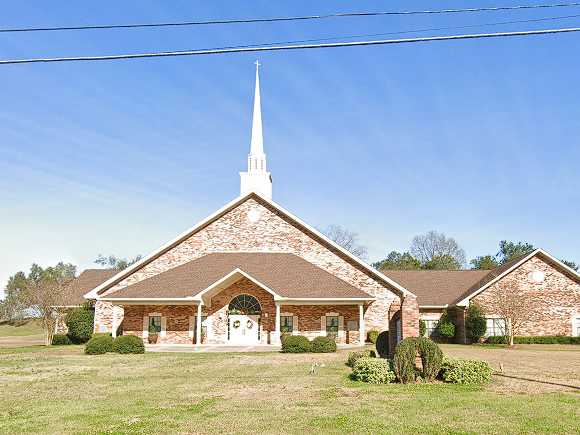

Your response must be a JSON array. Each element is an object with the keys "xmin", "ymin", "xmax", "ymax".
[{"xmin": 496, "ymin": 373, "xmax": 580, "ymax": 391}]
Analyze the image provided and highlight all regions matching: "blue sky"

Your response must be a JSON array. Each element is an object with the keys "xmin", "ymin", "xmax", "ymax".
[{"xmin": 1, "ymin": 1, "xmax": 579, "ymax": 296}]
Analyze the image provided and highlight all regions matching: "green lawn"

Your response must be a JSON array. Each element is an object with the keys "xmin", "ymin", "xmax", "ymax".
[
  {"xmin": 0, "ymin": 319, "xmax": 43, "ymax": 337},
  {"xmin": 0, "ymin": 345, "xmax": 578, "ymax": 434}
]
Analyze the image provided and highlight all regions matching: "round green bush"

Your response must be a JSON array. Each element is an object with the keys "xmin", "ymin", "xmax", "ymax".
[
  {"xmin": 417, "ymin": 337, "xmax": 443, "ymax": 381},
  {"xmin": 436, "ymin": 310, "xmax": 455, "ymax": 339},
  {"xmin": 310, "ymin": 336, "xmax": 337, "ymax": 353},
  {"xmin": 367, "ymin": 330, "xmax": 379, "ymax": 344},
  {"xmin": 112, "ymin": 335, "xmax": 145, "ymax": 354},
  {"xmin": 281, "ymin": 335, "xmax": 311, "ymax": 353},
  {"xmin": 351, "ymin": 357, "xmax": 396, "ymax": 384},
  {"xmin": 65, "ymin": 307, "xmax": 95, "ymax": 344},
  {"xmin": 393, "ymin": 337, "xmax": 418, "ymax": 384},
  {"xmin": 84, "ymin": 334, "xmax": 114, "ymax": 355},
  {"xmin": 419, "ymin": 320, "xmax": 427, "ymax": 337},
  {"xmin": 440, "ymin": 356, "xmax": 493, "ymax": 384},
  {"xmin": 465, "ymin": 304, "xmax": 487, "ymax": 343},
  {"xmin": 346, "ymin": 350, "xmax": 375, "ymax": 368},
  {"xmin": 51, "ymin": 334, "xmax": 72, "ymax": 345},
  {"xmin": 375, "ymin": 331, "xmax": 389, "ymax": 358}
]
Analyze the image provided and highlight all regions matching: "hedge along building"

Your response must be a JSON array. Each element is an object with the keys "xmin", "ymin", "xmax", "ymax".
[
  {"xmin": 83, "ymin": 63, "xmax": 419, "ymax": 348},
  {"xmin": 386, "ymin": 249, "xmax": 580, "ymax": 342}
]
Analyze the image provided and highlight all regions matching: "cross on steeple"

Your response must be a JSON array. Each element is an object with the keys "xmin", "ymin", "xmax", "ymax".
[{"xmin": 254, "ymin": 60, "xmax": 261, "ymax": 69}]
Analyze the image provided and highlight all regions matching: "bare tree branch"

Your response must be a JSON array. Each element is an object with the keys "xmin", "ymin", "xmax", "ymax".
[{"xmin": 321, "ymin": 225, "xmax": 368, "ymax": 260}]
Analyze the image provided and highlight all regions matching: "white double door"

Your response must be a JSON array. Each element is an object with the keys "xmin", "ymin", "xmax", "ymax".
[{"xmin": 229, "ymin": 314, "xmax": 260, "ymax": 344}]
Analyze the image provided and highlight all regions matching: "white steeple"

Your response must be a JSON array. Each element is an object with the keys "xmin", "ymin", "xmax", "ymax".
[{"xmin": 240, "ymin": 61, "xmax": 272, "ymax": 199}]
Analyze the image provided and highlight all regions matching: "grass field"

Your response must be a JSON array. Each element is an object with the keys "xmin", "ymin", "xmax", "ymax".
[
  {"xmin": 0, "ymin": 319, "xmax": 44, "ymax": 347},
  {"xmin": 0, "ymin": 343, "xmax": 578, "ymax": 434}
]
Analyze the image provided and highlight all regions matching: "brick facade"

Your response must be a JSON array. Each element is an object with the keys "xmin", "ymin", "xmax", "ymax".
[
  {"xmin": 94, "ymin": 196, "xmax": 413, "ymax": 344},
  {"xmin": 117, "ymin": 277, "xmax": 365, "ymax": 345},
  {"xmin": 472, "ymin": 256, "xmax": 580, "ymax": 336}
]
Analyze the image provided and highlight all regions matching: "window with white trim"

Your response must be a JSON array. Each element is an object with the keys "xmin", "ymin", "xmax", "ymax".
[
  {"xmin": 574, "ymin": 316, "xmax": 580, "ymax": 337},
  {"xmin": 326, "ymin": 316, "xmax": 339, "ymax": 338},
  {"xmin": 486, "ymin": 318, "xmax": 506, "ymax": 337},
  {"xmin": 148, "ymin": 316, "xmax": 161, "ymax": 333},
  {"xmin": 280, "ymin": 316, "xmax": 293, "ymax": 333},
  {"xmin": 423, "ymin": 319, "xmax": 438, "ymax": 338}
]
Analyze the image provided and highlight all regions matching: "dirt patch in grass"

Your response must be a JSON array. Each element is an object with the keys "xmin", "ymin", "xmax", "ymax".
[{"xmin": 442, "ymin": 344, "xmax": 580, "ymax": 394}]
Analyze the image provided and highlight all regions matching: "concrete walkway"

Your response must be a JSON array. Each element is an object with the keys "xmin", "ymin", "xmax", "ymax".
[
  {"xmin": 145, "ymin": 343, "xmax": 366, "ymax": 353},
  {"xmin": 146, "ymin": 344, "xmax": 281, "ymax": 353}
]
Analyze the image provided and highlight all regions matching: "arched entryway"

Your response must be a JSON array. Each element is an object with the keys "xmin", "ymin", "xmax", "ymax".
[{"xmin": 228, "ymin": 294, "xmax": 262, "ymax": 344}]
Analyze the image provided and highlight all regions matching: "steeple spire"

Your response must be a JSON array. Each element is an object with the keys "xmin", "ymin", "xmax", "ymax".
[
  {"xmin": 250, "ymin": 60, "xmax": 264, "ymax": 155},
  {"xmin": 240, "ymin": 60, "xmax": 272, "ymax": 199}
]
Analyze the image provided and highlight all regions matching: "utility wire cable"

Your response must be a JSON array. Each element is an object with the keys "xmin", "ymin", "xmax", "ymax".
[
  {"xmin": 198, "ymin": 13, "xmax": 580, "ymax": 50},
  {"xmin": 0, "ymin": 27, "xmax": 579, "ymax": 65},
  {"xmin": 1, "ymin": 3, "xmax": 580, "ymax": 33}
]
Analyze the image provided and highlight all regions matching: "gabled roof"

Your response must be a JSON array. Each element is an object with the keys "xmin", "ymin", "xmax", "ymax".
[
  {"xmin": 384, "ymin": 249, "xmax": 580, "ymax": 307},
  {"xmin": 102, "ymin": 253, "xmax": 373, "ymax": 301},
  {"xmin": 85, "ymin": 192, "xmax": 412, "ymax": 299},
  {"xmin": 65, "ymin": 269, "xmax": 117, "ymax": 305},
  {"xmin": 385, "ymin": 270, "xmax": 490, "ymax": 306},
  {"xmin": 455, "ymin": 249, "xmax": 580, "ymax": 306}
]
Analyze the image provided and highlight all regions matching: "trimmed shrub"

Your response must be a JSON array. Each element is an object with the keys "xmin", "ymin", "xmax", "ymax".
[
  {"xmin": 310, "ymin": 336, "xmax": 337, "ymax": 353},
  {"xmin": 419, "ymin": 320, "xmax": 426, "ymax": 337},
  {"xmin": 417, "ymin": 337, "xmax": 443, "ymax": 382},
  {"xmin": 112, "ymin": 335, "xmax": 145, "ymax": 354},
  {"xmin": 393, "ymin": 337, "xmax": 418, "ymax": 384},
  {"xmin": 65, "ymin": 307, "xmax": 95, "ymax": 344},
  {"xmin": 465, "ymin": 304, "xmax": 487, "ymax": 343},
  {"xmin": 281, "ymin": 335, "xmax": 311, "ymax": 353},
  {"xmin": 84, "ymin": 334, "xmax": 114, "ymax": 355},
  {"xmin": 440, "ymin": 356, "xmax": 493, "ymax": 385},
  {"xmin": 486, "ymin": 336, "xmax": 507, "ymax": 344},
  {"xmin": 486, "ymin": 335, "xmax": 580, "ymax": 345},
  {"xmin": 436, "ymin": 310, "xmax": 455, "ymax": 339},
  {"xmin": 51, "ymin": 334, "xmax": 72, "ymax": 345},
  {"xmin": 367, "ymin": 330, "xmax": 379, "ymax": 344},
  {"xmin": 375, "ymin": 331, "xmax": 389, "ymax": 358},
  {"xmin": 346, "ymin": 350, "xmax": 375, "ymax": 368},
  {"xmin": 351, "ymin": 357, "xmax": 396, "ymax": 384}
]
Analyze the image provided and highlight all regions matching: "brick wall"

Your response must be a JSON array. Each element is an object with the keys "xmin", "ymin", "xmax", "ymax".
[
  {"xmin": 473, "ymin": 256, "xmax": 580, "ymax": 336},
  {"xmin": 282, "ymin": 304, "xmax": 360, "ymax": 343},
  {"xmin": 95, "ymin": 196, "xmax": 406, "ymax": 334},
  {"xmin": 122, "ymin": 305, "xmax": 196, "ymax": 344}
]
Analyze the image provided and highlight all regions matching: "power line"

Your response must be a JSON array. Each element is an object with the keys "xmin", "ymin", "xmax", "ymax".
[
  {"xmin": 0, "ymin": 27, "xmax": 578, "ymax": 65},
  {"xmin": 1, "ymin": 3, "xmax": 580, "ymax": 33},
  {"xmin": 202, "ymin": 13, "xmax": 580, "ymax": 50}
]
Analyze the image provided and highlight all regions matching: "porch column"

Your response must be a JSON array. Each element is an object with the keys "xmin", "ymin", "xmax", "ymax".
[
  {"xmin": 358, "ymin": 304, "xmax": 365, "ymax": 345},
  {"xmin": 274, "ymin": 303, "xmax": 281, "ymax": 344},
  {"xmin": 111, "ymin": 306, "xmax": 117, "ymax": 338},
  {"xmin": 196, "ymin": 303, "xmax": 203, "ymax": 345}
]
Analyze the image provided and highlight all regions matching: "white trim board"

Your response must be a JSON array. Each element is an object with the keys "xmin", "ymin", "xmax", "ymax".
[
  {"xmin": 456, "ymin": 249, "xmax": 580, "ymax": 306},
  {"xmin": 84, "ymin": 192, "xmax": 413, "ymax": 300}
]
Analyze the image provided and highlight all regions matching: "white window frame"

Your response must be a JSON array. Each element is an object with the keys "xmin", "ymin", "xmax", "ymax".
[{"xmin": 485, "ymin": 316, "xmax": 506, "ymax": 337}]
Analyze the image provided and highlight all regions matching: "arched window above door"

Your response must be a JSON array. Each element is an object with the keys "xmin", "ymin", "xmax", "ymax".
[{"xmin": 228, "ymin": 294, "xmax": 262, "ymax": 315}]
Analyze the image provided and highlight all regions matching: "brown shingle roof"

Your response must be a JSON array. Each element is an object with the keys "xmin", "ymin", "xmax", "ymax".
[
  {"xmin": 384, "ymin": 252, "xmax": 537, "ymax": 306},
  {"xmin": 384, "ymin": 270, "xmax": 490, "ymax": 306},
  {"xmin": 66, "ymin": 269, "xmax": 117, "ymax": 305},
  {"xmin": 105, "ymin": 253, "xmax": 372, "ymax": 300}
]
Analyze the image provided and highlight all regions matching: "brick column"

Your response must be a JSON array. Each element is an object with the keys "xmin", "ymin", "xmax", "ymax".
[
  {"xmin": 401, "ymin": 295, "xmax": 419, "ymax": 340},
  {"xmin": 388, "ymin": 299, "xmax": 401, "ymax": 356}
]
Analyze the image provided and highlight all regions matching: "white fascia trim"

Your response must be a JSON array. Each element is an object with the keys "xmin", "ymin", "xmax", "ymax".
[
  {"xmin": 194, "ymin": 268, "xmax": 284, "ymax": 301},
  {"xmin": 85, "ymin": 191, "xmax": 413, "ymax": 299},
  {"xmin": 83, "ymin": 194, "xmax": 254, "ymax": 299},
  {"xmin": 419, "ymin": 305, "xmax": 448, "ymax": 309},
  {"xmin": 279, "ymin": 298, "xmax": 374, "ymax": 306},
  {"xmin": 99, "ymin": 298, "xmax": 199, "ymax": 305},
  {"xmin": 455, "ymin": 248, "xmax": 580, "ymax": 307}
]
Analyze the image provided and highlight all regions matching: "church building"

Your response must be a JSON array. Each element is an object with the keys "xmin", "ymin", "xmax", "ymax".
[{"xmin": 83, "ymin": 63, "xmax": 420, "ymax": 349}]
